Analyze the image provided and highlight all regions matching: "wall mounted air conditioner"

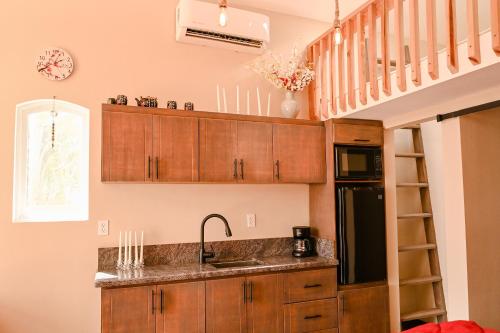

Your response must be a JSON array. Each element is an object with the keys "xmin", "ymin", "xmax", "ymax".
[{"xmin": 176, "ymin": 0, "xmax": 270, "ymax": 54}]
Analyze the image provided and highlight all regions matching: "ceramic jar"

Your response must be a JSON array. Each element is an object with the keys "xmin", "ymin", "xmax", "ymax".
[
  {"xmin": 167, "ymin": 101, "xmax": 177, "ymax": 110},
  {"xmin": 184, "ymin": 102, "xmax": 194, "ymax": 111},
  {"xmin": 116, "ymin": 95, "xmax": 128, "ymax": 105},
  {"xmin": 280, "ymin": 91, "xmax": 298, "ymax": 118}
]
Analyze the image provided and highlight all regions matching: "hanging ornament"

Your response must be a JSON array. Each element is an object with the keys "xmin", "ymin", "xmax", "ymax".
[{"xmin": 50, "ymin": 96, "xmax": 58, "ymax": 149}]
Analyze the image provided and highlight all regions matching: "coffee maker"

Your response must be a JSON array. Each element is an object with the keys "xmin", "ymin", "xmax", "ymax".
[{"xmin": 292, "ymin": 226, "xmax": 315, "ymax": 257}]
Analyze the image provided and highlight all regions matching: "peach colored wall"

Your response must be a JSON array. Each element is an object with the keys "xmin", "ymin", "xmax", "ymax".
[{"xmin": 0, "ymin": 1, "xmax": 329, "ymax": 332}]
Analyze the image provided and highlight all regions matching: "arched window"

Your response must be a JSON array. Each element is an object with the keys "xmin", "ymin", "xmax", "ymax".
[{"xmin": 13, "ymin": 99, "xmax": 89, "ymax": 222}]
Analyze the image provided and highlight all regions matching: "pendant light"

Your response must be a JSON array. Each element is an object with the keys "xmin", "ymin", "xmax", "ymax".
[
  {"xmin": 219, "ymin": 0, "xmax": 228, "ymax": 27},
  {"xmin": 333, "ymin": 0, "xmax": 342, "ymax": 45}
]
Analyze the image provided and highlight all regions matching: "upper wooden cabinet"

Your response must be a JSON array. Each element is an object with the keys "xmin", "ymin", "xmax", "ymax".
[
  {"xmin": 153, "ymin": 115, "xmax": 199, "ymax": 182},
  {"xmin": 102, "ymin": 111, "xmax": 153, "ymax": 182},
  {"xmin": 102, "ymin": 105, "xmax": 326, "ymax": 184},
  {"xmin": 101, "ymin": 285, "xmax": 156, "ymax": 333},
  {"xmin": 273, "ymin": 124, "xmax": 326, "ymax": 183},
  {"xmin": 338, "ymin": 284, "xmax": 389, "ymax": 333},
  {"xmin": 333, "ymin": 123, "xmax": 383, "ymax": 146}
]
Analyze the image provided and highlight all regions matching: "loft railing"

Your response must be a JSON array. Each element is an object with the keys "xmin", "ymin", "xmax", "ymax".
[{"xmin": 307, "ymin": 0, "xmax": 500, "ymax": 120}]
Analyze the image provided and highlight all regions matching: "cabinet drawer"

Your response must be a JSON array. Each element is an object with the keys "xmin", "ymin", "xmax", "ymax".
[
  {"xmin": 283, "ymin": 268, "xmax": 337, "ymax": 303},
  {"xmin": 334, "ymin": 124, "xmax": 383, "ymax": 145},
  {"xmin": 284, "ymin": 299, "xmax": 338, "ymax": 333}
]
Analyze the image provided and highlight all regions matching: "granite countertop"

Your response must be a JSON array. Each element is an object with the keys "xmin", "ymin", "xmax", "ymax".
[{"xmin": 95, "ymin": 255, "xmax": 338, "ymax": 288}]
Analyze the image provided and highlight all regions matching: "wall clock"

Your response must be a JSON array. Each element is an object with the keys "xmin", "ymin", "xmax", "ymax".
[{"xmin": 36, "ymin": 47, "xmax": 74, "ymax": 80}]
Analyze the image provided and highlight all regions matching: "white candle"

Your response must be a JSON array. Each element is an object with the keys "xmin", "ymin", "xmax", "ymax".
[
  {"xmin": 267, "ymin": 93, "xmax": 271, "ymax": 117},
  {"xmin": 128, "ymin": 231, "xmax": 132, "ymax": 263},
  {"xmin": 216, "ymin": 84, "xmax": 221, "ymax": 113},
  {"xmin": 140, "ymin": 231, "xmax": 144, "ymax": 263},
  {"xmin": 256, "ymin": 87, "xmax": 262, "ymax": 116},
  {"xmin": 134, "ymin": 232, "xmax": 138, "ymax": 264},
  {"xmin": 246, "ymin": 90, "xmax": 250, "ymax": 115},
  {"xmin": 236, "ymin": 85, "xmax": 240, "ymax": 114},
  {"xmin": 222, "ymin": 87, "xmax": 228, "ymax": 113},
  {"xmin": 118, "ymin": 231, "xmax": 122, "ymax": 265},
  {"xmin": 124, "ymin": 231, "xmax": 128, "ymax": 265}
]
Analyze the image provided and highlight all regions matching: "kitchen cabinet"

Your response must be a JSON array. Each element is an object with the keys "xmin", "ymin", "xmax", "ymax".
[
  {"xmin": 156, "ymin": 281, "xmax": 205, "ymax": 333},
  {"xmin": 102, "ymin": 111, "xmax": 153, "ymax": 182},
  {"xmin": 284, "ymin": 299, "xmax": 338, "ymax": 333},
  {"xmin": 153, "ymin": 115, "xmax": 199, "ymax": 182},
  {"xmin": 333, "ymin": 123, "xmax": 383, "ymax": 146},
  {"xmin": 273, "ymin": 124, "xmax": 326, "ymax": 183},
  {"xmin": 338, "ymin": 284, "xmax": 389, "ymax": 333},
  {"xmin": 236, "ymin": 121, "xmax": 273, "ymax": 183},
  {"xmin": 205, "ymin": 273, "xmax": 283, "ymax": 333},
  {"xmin": 101, "ymin": 285, "xmax": 156, "ymax": 333}
]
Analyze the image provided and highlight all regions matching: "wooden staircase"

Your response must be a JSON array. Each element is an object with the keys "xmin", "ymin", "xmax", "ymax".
[{"xmin": 395, "ymin": 125, "xmax": 447, "ymax": 325}]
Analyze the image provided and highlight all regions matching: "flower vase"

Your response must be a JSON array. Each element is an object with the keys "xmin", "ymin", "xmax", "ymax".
[{"xmin": 280, "ymin": 91, "xmax": 298, "ymax": 119}]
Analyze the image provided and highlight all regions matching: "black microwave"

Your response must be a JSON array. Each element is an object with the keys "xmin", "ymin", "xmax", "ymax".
[{"xmin": 335, "ymin": 146, "xmax": 383, "ymax": 180}]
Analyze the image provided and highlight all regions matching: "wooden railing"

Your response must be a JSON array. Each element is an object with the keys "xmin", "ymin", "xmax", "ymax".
[{"xmin": 307, "ymin": 0, "xmax": 500, "ymax": 120}]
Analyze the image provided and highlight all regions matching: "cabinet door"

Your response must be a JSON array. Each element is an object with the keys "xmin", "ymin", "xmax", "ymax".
[
  {"xmin": 102, "ymin": 111, "xmax": 153, "ymax": 182},
  {"xmin": 236, "ymin": 121, "xmax": 273, "ymax": 183},
  {"xmin": 153, "ymin": 115, "xmax": 199, "ymax": 182},
  {"xmin": 273, "ymin": 124, "xmax": 326, "ymax": 183},
  {"xmin": 206, "ymin": 277, "xmax": 247, "ymax": 333},
  {"xmin": 156, "ymin": 281, "xmax": 205, "ymax": 333},
  {"xmin": 101, "ymin": 285, "xmax": 156, "ymax": 333},
  {"xmin": 338, "ymin": 285, "xmax": 389, "ymax": 333},
  {"xmin": 246, "ymin": 274, "xmax": 283, "ymax": 333},
  {"xmin": 199, "ymin": 118, "xmax": 237, "ymax": 182}
]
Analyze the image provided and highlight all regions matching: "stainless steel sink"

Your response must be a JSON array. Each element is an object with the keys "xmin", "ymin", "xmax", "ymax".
[{"xmin": 210, "ymin": 259, "xmax": 264, "ymax": 269}]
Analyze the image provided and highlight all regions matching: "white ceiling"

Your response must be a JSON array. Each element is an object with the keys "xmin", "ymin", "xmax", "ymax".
[{"xmin": 228, "ymin": 0, "xmax": 366, "ymax": 23}]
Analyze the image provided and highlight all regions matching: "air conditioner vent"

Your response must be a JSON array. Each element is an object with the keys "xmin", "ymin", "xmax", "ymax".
[{"xmin": 185, "ymin": 28, "xmax": 263, "ymax": 49}]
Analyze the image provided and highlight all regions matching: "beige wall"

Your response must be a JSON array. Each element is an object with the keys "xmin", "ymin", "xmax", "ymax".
[
  {"xmin": 0, "ymin": 1, "xmax": 329, "ymax": 332},
  {"xmin": 460, "ymin": 107, "xmax": 500, "ymax": 329}
]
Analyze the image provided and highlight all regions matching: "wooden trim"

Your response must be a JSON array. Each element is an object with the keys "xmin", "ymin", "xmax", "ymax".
[
  {"xmin": 467, "ymin": 0, "xmax": 481, "ymax": 64},
  {"xmin": 381, "ymin": 0, "xmax": 392, "ymax": 95},
  {"xmin": 446, "ymin": 0, "xmax": 459, "ymax": 73},
  {"xmin": 102, "ymin": 111, "xmax": 111, "ymax": 181},
  {"xmin": 357, "ymin": 13, "xmax": 367, "ymax": 105},
  {"xmin": 346, "ymin": 19, "xmax": 356, "ymax": 109},
  {"xmin": 338, "ymin": 30, "xmax": 347, "ymax": 112},
  {"xmin": 492, "ymin": 0, "xmax": 500, "ymax": 55},
  {"xmin": 320, "ymin": 38, "xmax": 329, "ymax": 119},
  {"xmin": 368, "ymin": 3, "xmax": 379, "ymax": 100},
  {"xmin": 329, "ymin": 34, "xmax": 337, "ymax": 115},
  {"xmin": 426, "ymin": 0, "xmax": 439, "ymax": 79},
  {"xmin": 313, "ymin": 43, "xmax": 321, "ymax": 119},
  {"xmin": 307, "ymin": 46, "xmax": 318, "ymax": 120},
  {"xmin": 409, "ymin": 0, "xmax": 422, "ymax": 86},
  {"xmin": 101, "ymin": 104, "xmax": 324, "ymax": 126},
  {"xmin": 394, "ymin": 0, "xmax": 407, "ymax": 92}
]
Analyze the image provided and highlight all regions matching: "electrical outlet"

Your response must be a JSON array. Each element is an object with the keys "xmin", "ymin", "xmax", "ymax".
[
  {"xmin": 97, "ymin": 220, "xmax": 109, "ymax": 236},
  {"xmin": 246, "ymin": 214, "xmax": 256, "ymax": 228}
]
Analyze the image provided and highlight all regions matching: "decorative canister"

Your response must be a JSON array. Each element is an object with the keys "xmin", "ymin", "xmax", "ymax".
[
  {"xmin": 184, "ymin": 102, "xmax": 194, "ymax": 111},
  {"xmin": 116, "ymin": 95, "xmax": 128, "ymax": 105},
  {"xmin": 280, "ymin": 91, "xmax": 299, "ymax": 119},
  {"xmin": 167, "ymin": 101, "xmax": 177, "ymax": 110},
  {"xmin": 107, "ymin": 98, "xmax": 117, "ymax": 104}
]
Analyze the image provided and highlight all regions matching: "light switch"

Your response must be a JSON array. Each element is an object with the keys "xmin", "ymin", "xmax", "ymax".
[
  {"xmin": 246, "ymin": 214, "xmax": 256, "ymax": 228},
  {"xmin": 98, "ymin": 220, "xmax": 109, "ymax": 236}
]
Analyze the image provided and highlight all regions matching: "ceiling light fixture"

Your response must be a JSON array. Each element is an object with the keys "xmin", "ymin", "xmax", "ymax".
[
  {"xmin": 333, "ymin": 0, "xmax": 342, "ymax": 45},
  {"xmin": 219, "ymin": 0, "xmax": 228, "ymax": 27}
]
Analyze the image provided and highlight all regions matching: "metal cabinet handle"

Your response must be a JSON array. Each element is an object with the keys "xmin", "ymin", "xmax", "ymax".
[
  {"xmin": 156, "ymin": 157, "xmax": 159, "ymax": 180},
  {"xmin": 160, "ymin": 289, "xmax": 164, "ymax": 314},
  {"xmin": 304, "ymin": 283, "xmax": 322, "ymax": 289},
  {"xmin": 242, "ymin": 281, "xmax": 247, "ymax": 304},
  {"xmin": 239, "ymin": 159, "xmax": 244, "ymax": 180},
  {"xmin": 275, "ymin": 160, "xmax": 280, "ymax": 180},
  {"xmin": 354, "ymin": 138, "xmax": 370, "ymax": 142},
  {"xmin": 233, "ymin": 159, "xmax": 238, "ymax": 179},
  {"xmin": 304, "ymin": 314, "xmax": 322, "ymax": 320},
  {"xmin": 148, "ymin": 156, "xmax": 151, "ymax": 179},
  {"xmin": 249, "ymin": 281, "xmax": 253, "ymax": 303},
  {"xmin": 151, "ymin": 290, "xmax": 155, "ymax": 315}
]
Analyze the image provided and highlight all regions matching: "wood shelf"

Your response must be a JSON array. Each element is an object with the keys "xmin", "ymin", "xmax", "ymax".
[
  {"xmin": 400, "ymin": 308, "xmax": 446, "ymax": 322},
  {"xmin": 397, "ymin": 213, "xmax": 432, "ymax": 219},
  {"xmin": 395, "ymin": 153, "xmax": 425, "ymax": 158},
  {"xmin": 399, "ymin": 275, "xmax": 442, "ymax": 286},
  {"xmin": 397, "ymin": 182, "xmax": 429, "ymax": 188},
  {"xmin": 398, "ymin": 243, "xmax": 437, "ymax": 252}
]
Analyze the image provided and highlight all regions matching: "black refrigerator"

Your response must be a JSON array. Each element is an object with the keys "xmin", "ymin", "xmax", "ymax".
[{"xmin": 336, "ymin": 186, "xmax": 387, "ymax": 285}]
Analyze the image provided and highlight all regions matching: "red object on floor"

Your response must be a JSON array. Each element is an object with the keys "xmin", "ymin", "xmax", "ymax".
[{"xmin": 402, "ymin": 320, "xmax": 500, "ymax": 333}]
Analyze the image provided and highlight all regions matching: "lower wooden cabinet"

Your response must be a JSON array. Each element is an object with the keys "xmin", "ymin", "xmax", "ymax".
[
  {"xmin": 284, "ymin": 299, "xmax": 338, "ymax": 333},
  {"xmin": 101, "ymin": 285, "xmax": 156, "ymax": 333},
  {"xmin": 338, "ymin": 284, "xmax": 389, "ymax": 333}
]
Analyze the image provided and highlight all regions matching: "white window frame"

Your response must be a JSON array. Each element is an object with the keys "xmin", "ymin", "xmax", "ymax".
[{"xmin": 12, "ymin": 99, "xmax": 89, "ymax": 223}]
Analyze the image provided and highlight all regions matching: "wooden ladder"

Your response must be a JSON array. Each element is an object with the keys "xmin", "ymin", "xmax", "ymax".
[{"xmin": 395, "ymin": 125, "xmax": 447, "ymax": 325}]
